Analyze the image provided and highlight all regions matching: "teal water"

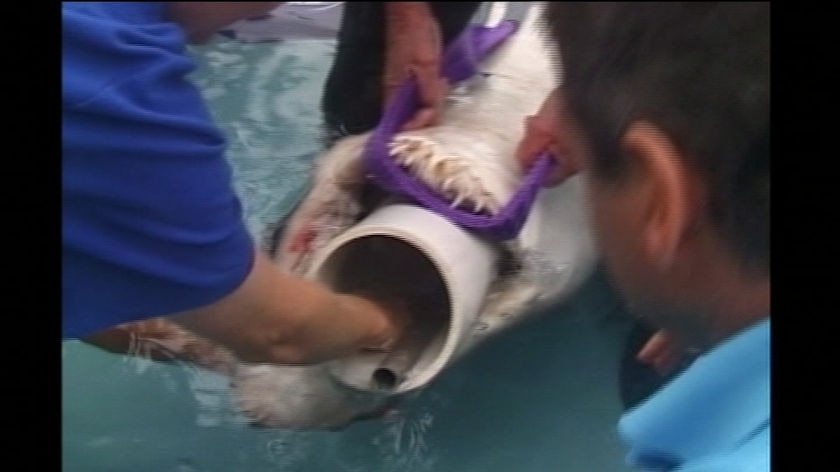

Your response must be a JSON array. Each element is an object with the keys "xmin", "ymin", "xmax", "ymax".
[{"xmin": 62, "ymin": 36, "xmax": 635, "ymax": 472}]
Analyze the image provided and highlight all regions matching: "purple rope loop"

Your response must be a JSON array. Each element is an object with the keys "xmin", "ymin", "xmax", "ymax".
[{"xmin": 364, "ymin": 21, "xmax": 556, "ymax": 241}]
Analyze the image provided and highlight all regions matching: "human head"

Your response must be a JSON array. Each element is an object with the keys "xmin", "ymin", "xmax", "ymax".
[
  {"xmin": 543, "ymin": 3, "xmax": 769, "ymax": 348},
  {"xmin": 167, "ymin": 2, "xmax": 281, "ymax": 44}
]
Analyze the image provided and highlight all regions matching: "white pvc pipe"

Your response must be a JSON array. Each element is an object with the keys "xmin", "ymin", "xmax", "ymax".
[{"xmin": 306, "ymin": 204, "xmax": 500, "ymax": 393}]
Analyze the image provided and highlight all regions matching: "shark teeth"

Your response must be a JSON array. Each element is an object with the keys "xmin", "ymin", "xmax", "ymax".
[{"xmin": 388, "ymin": 136, "xmax": 500, "ymax": 216}]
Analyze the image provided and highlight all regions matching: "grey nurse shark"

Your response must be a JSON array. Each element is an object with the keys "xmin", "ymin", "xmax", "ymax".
[{"xmin": 112, "ymin": 2, "xmax": 597, "ymax": 430}]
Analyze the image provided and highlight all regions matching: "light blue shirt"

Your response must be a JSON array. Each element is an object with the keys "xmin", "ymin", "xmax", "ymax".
[{"xmin": 619, "ymin": 318, "xmax": 770, "ymax": 471}]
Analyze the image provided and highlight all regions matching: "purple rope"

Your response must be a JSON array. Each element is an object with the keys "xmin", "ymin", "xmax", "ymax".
[{"xmin": 364, "ymin": 21, "xmax": 556, "ymax": 241}]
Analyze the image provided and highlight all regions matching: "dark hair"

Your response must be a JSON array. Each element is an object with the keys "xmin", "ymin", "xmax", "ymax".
[{"xmin": 543, "ymin": 2, "xmax": 769, "ymax": 275}]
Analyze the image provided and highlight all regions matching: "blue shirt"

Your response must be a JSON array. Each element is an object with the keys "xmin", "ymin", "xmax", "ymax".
[
  {"xmin": 619, "ymin": 318, "xmax": 771, "ymax": 471},
  {"xmin": 62, "ymin": 2, "xmax": 254, "ymax": 338}
]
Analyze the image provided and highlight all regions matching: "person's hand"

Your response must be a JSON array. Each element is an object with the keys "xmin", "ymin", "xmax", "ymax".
[
  {"xmin": 169, "ymin": 250, "xmax": 415, "ymax": 366},
  {"xmin": 384, "ymin": 2, "xmax": 448, "ymax": 131},
  {"xmin": 514, "ymin": 88, "xmax": 580, "ymax": 187},
  {"xmin": 346, "ymin": 293, "xmax": 413, "ymax": 354}
]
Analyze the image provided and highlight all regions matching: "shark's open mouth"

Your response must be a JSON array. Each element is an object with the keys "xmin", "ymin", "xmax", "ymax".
[{"xmin": 105, "ymin": 2, "xmax": 598, "ymax": 431}]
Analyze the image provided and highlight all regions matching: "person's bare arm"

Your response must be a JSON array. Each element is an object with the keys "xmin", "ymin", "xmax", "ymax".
[
  {"xmin": 84, "ymin": 249, "xmax": 407, "ymax": 366},
  {"xmin": 84, "ymin": 249, "xmax": 409, "ymax": 367},
  {"xmin": 166, "ymin": 249, "xmax": 407, "ymax": 365},
  {"xmin": 383, "ymin": 2, "xmax": 447, "ymax": 131}
]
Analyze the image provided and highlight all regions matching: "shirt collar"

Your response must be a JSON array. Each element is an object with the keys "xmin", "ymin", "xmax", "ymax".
[{"xmin": 618, "ymin": 318, "xmax": 770, "ymax": 468}]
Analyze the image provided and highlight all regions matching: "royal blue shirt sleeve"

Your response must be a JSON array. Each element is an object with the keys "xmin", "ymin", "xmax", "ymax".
[{"xmin": 62, "ymin": 3, "xmax": 255, "ymax": 339}]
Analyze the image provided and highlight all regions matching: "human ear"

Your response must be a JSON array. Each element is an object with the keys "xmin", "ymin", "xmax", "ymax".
[{"xmin": 620, "ymin": 121, "xmax": 694, "ymax": 271}]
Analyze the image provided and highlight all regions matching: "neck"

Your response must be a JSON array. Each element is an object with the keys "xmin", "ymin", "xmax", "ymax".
[
  {"xmin": 677, "ymin": 253, "xmax": 770, "ymax": 352},
  {"xmin": 634, "ymin": 235, "xmax": 770, "ymax": 353},
  {"xmin": 705, "ymin": 275, "xmax": 769, "ymax": 346}
]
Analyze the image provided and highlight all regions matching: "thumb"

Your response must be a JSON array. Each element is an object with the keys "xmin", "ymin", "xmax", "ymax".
[{"xmin": 515, "ymin": 115, "xmax": 555, "ymax": 171}]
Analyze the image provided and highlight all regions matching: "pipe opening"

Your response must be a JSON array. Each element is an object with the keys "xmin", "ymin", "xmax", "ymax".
[
  {"xmin": 372, "ymin": 368, "xmax": 399, "ymax": 390},
  {"xmin": 316, "ymin": 234, "xmax": 452, "ymax": 390}
]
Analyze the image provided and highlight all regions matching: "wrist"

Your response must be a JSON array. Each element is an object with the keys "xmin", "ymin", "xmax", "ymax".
[
  {"xmin": 386, "ymin": 2, "xmax": 433, "ymax": 22},
  {"xmin": 386, "ymin": 2, "xmax": 435, "ymax": 41}
]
